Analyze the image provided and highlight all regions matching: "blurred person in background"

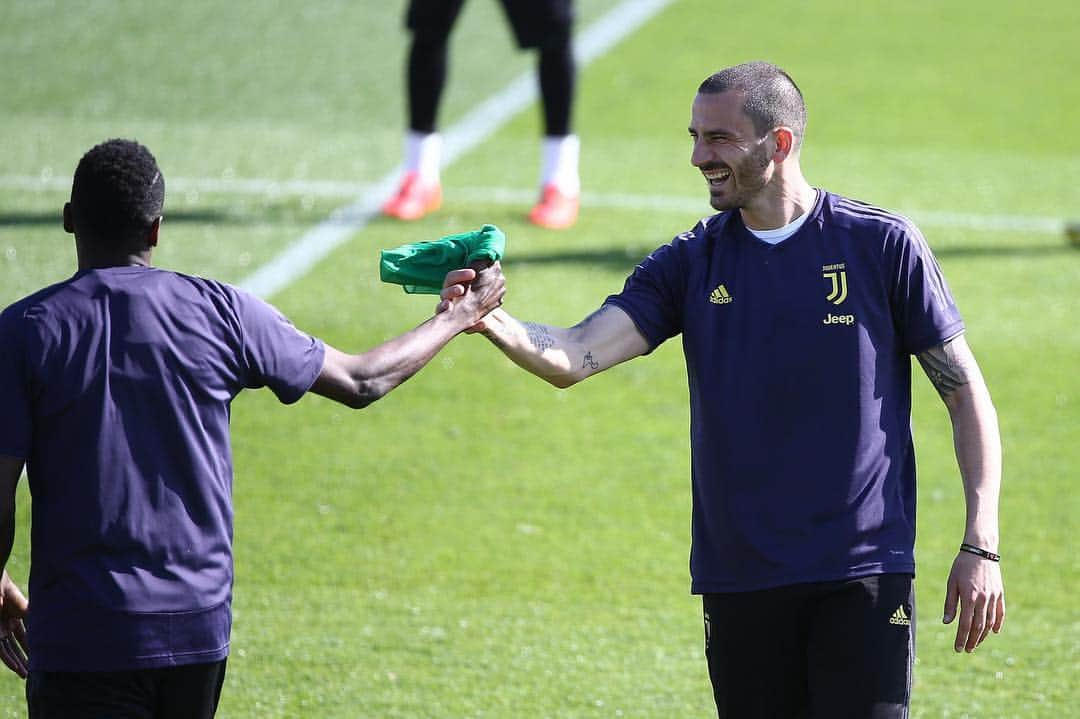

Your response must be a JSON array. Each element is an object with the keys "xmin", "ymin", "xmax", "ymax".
[{"xmin": 383, "ymin": 0, "xmax": 580, "ymax": 229}]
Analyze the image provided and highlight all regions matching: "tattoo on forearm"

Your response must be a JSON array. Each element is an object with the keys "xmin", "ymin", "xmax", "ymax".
[
  {"xmin": 582, "ymin": 351, "xmax": 599, "ymax": 370},
  {"xmin": 523, "ymin": 322, "xmax": 555, "ymax": 352},
  {"xmin": 917, "ymin": 339, "xmax": 972, "ymax": 398}
]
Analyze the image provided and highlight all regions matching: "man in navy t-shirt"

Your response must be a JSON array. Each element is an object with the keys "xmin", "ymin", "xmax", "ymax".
[
  {"xmin": 0, "ymin": 139, "xmax": 504, "ymax": 717},
  {"xmin": 453, "ymin": 62, "xmax": 1005, "ymax": 716}
]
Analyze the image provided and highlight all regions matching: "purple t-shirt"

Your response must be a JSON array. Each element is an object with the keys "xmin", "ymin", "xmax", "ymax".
[
  {"xmin": 0, "ymin": 266, "xmax": 325, "ymax": 671},
  {"xmin": 606, "ymin": 191, "xmax": 964, "ymax": 593}
]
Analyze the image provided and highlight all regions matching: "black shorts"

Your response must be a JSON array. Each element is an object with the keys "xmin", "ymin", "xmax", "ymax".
[
  {"xmin": 407, "ymin": 0, "xmax": 574, "ymax": 49},
  {"xmin": 703, "ymin": 574, "xmax": 914, "ymax": 719},
  {"xmin": 26, "ymin": 660, "xmax": 227, "ymax": 719}
]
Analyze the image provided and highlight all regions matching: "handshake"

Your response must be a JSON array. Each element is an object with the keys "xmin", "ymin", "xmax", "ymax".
[
  {"xmin": 376, "ymin": 220, "xmax": 630, "ymax": 391},
  {"xmin": 435, "ymin": 260, "xmax": 505, "ymax": 335},
  {"xmin": 379, "ymin": 224, "xmax": 508, "ymax": 335}
]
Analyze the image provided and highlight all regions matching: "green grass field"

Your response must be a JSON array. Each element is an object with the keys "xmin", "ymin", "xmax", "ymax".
[{"xmin": 1, "ymin": 1, "xmax": 1078, "ymax": 716}]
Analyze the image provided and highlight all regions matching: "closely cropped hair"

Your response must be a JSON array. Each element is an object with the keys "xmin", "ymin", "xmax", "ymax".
[
  {"xmin": 70, "ymin": 139, "xmax": 165, "ymax": 246},
  {"xmin": 698, "ymin": 62, "xmax": 807, "ymax": 147}
]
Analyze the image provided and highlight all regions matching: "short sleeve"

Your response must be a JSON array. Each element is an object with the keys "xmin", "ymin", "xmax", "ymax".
[
  {"xmin": 889, "ymin": 222, "xmax": 965, "ymax": 354},
  {"xmin": 230, "ymin": 289, "xmax": 326, "ymax": 404},
  {"xmin": 603, "ymin": 232, "xmax": 692, "ymax": 351},
  {"xmin": 0, "ymin": 307, "xmax": 33, "ymax": 459}
]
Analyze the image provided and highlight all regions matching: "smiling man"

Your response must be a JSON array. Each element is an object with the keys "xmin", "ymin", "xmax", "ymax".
[{"xmin": 448, "ymin": 61, "xmax": 1005, "ymax": 717}]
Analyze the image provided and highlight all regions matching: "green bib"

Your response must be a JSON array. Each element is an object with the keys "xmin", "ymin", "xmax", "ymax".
[{"xmin": 379, "ymin": 224, "xmax": 506, "ymax": 295}]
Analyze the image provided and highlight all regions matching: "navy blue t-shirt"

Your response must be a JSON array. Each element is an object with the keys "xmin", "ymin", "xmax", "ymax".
[
  {"xmin": 606, "ymin": 191, "xmax": 964, "ymax": 593},
  {"xmin": 0, "ymin": 266, "xmax": 325, "ymax": 671}
]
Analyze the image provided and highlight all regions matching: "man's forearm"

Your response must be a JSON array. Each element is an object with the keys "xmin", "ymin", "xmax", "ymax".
[
  {"xmin": 0, "ymin": 456, "xmax": 23, "ymax": 577},
  {"xmin": 480, "ymin": 305, "xmax": 650, "ymax": 388},
  {"xmin": 0, "ymin": 491, "xmax": 12, "ymax": 574},
  {"xmin": 947, "ymin": 381, "xmax": 1002, "ymax": 550},
  {"xmin": 327, "ymin": 313, "xmax": 465, "ymax": 409},
  {"xmin": 313, "ymin": 267, "xmax": 506, "ymax": 409},
  {"xmin": 919, "ymin": 336, "xmax": 1002, "ymax": 549},
  {"xmin": 480, "ymin": 309, "xmax": 586, "ymax": 388},
  {"xmin": 0, "ymin": 522, "xmax": 13, "ymax": 580}
]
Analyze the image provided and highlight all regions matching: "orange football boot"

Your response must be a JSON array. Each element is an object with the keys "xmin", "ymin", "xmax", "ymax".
[
  {"xmin": 382, "ymin": 172, "xmax": 441, "ymax": 220},
  {"xmin": 528, "ymin": 184, "xmax": 579, "ymax": 229}
]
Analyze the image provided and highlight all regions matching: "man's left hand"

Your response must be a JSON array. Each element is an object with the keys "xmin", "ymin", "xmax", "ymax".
[
  {"xmin": 942, "ymin": 551, "xmax": 1005, "ymax": 653},
  {"xmin": 0, "ymin": 570, "xmax": 28, "ymax": 678}
]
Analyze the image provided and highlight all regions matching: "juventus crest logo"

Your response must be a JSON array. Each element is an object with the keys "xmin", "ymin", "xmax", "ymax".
[{"xmin": 822, "ymin": 262, "xmax": 848, "ymax": 305}]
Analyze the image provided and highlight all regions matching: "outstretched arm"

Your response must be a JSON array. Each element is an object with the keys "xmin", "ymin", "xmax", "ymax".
[
  {"xmin": 310, "ymin": 266, "xmax": 505, "ymax": 408},
  {"xmin": 917, "ymin": 333, "xmax": 1004, "ymax": 653},
  {"xmin": 0, "ymin": 455, "xmax": 28, "ymax": 678},
  {"xmin": 472, "ymin": 305, "xmax": 649, "ymax": 388},
  {"xmin": 436, "ymin": 260, "xmax": 651, "ymax": 387}
]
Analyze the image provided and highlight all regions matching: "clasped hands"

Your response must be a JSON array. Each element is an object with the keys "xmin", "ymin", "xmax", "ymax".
[{"xmin": 436, "ymin": 260, "xmax": 505, "ymax": 332}]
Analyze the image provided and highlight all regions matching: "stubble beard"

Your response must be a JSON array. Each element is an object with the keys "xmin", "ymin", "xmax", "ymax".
[{"xmin": 707, "ymin": 143, "xmax": 773, "ymax": 212}]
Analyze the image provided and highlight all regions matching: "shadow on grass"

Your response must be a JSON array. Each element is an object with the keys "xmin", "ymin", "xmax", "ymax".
[
  {"xmin": 503, "ymin": 246, "xmax": 657, "ymax": 272},
  {"xmin": 0, "ymin": 195, "xmax": 348, "ymax": 228},
  {"xmin": 933, "ymin": 244, "xmax": 1076, "ymax": 258},
  {"xmin": 0, "ymin": 209, "xmax": 235, "ymax": 227},
  {"xmin": 502, "ymin": 243, "xmax": 1076, "ymax": 271}
]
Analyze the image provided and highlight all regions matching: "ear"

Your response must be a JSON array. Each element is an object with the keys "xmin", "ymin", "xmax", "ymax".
[
  {"xmin": 772, "ymin": 127, "xmax": 797, "ymax": 163},
  {"xmin": 63, "ymin": 203, "xmax": 74, "ymax": 234},
  {"xmin": 147, "ymin": 216, "xmax": 161, "ymax": 248}
]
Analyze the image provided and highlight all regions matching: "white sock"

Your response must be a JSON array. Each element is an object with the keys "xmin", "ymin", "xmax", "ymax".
[
  {"xmin": 405, "ymin": 131, "xmax": 442, "ymax": 183},
  {"xmin": 540, "ymin": 134, "xmax": 580, "ymax": 196}
]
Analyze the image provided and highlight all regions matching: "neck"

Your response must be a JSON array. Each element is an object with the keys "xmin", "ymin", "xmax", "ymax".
[
  {"xmin": 739, "ymin": 167, "xmax": 817, "ymax": 231},
  {"xmin": 76, "ymin": 247, "xmax": 153, "ymax": 271}
]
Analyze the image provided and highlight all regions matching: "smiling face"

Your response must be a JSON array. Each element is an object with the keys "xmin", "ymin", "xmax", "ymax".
[{"xmin": 689, "ymin": 90, "xmax": 775, "ymax": 213}]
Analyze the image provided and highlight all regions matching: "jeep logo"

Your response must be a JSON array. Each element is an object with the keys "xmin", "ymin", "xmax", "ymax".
[{"xmin": 823, "ymin": 313, "xmax": 856, "ymax": 326}]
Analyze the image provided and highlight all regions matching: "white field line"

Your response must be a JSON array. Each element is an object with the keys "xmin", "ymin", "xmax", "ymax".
[
  {"xmin": 448, "ymin": 187, "xmax": 1069, "ymax": 235},
  {"xmin": 2, "ymin": 174, "xmax": 1066, "ymax": 236},
  {"xmin": 0, "ymin": 174, "xmax": 369, "ymax": 199},
  {"xmin": 238, "ymin": 0, "xmax": 676, "ymax": 298}
]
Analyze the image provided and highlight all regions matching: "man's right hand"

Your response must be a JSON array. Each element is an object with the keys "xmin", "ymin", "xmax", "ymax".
[
  {"xmin": 0, "ymin": 570, "xmax": 28, "ymax": 678},
  {"xmin": 438, "ymin": 262, "xmax": 505, "ymax": 332},
  {"xmin": 311, "ymin": 260, "xmax": 506, "ymax": 410}
]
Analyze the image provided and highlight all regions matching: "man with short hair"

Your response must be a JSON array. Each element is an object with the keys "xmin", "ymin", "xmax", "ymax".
[
  {"xmin": 0, "ymin": 138, "xmax": 504, "ymax": 717},
  {"xmin": 450, "ymin": 61, "xmax": 1005, "ymax": 716}
]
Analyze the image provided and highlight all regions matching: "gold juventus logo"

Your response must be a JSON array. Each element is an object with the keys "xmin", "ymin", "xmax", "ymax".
[{"xmin": 822, "ymin": 263, "xmax": 848, "ymax": 305}]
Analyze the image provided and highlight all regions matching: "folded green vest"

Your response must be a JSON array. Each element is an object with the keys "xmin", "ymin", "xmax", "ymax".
[{"xmin": 379, "ymin": 224, "xmax": 506, "ymax": 294}]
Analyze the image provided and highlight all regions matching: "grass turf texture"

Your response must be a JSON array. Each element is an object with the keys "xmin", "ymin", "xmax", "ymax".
[{"xmin": 1, "ymin": 0, "xmax": 1078, "ymax": 716}]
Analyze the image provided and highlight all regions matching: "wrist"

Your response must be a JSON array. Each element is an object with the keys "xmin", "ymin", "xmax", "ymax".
[
  {"xmin": 432, "ymin": 306, "xmax": 471, "ymax": 336},
  {"xmin": 959, "ymin": 543, "xmax": 1000, "ymax": 562},
  {"xmin": 478, "ymin": 309, "xmax": 509, "ymax": 339},
  {"xmin": 962, "ymin": 531, "xmax": 998, "ymax": 553}
]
